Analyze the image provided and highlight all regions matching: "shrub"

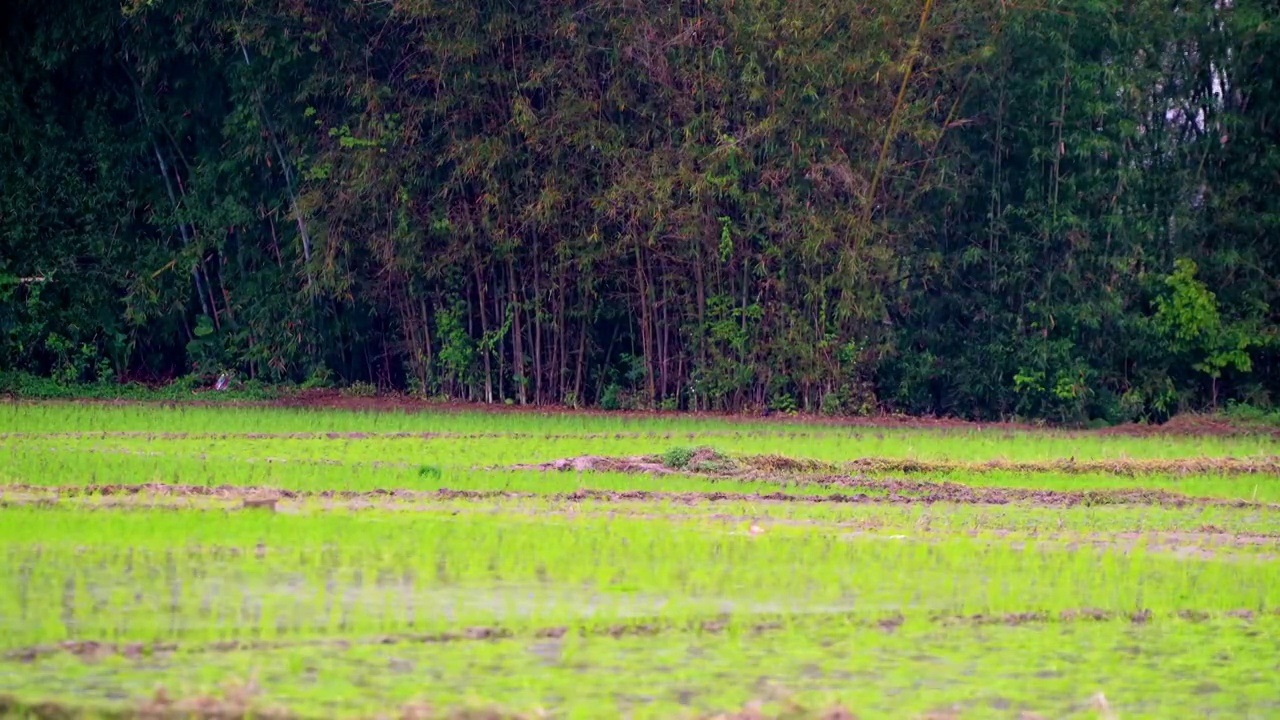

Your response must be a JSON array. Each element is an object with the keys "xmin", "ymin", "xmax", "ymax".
[
  {"xmin": 662, "ymin": 446, "xmax": 697, "ymax": 469},
  {"xmin": 599, "ymin": 384, "xmax": 623, "ymax": 411},
  {"xmin": 661, "ymin": 445, "xmax": 735, "ymax": 473}
]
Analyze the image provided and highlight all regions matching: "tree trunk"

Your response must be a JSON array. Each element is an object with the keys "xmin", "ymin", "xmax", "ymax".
[
  {"xmin": 574, "ymin": 292, "xmax": 589, "ymax": 406},
  {"xmin": 508, "ymin": 257, "xmax": 527, "ymax": 405},
  {"xmin": 633, "ymin": 239, "xmax": 656, "ymax": 407},
  {"xmin": 473, "ymin": 258, "xmax": 493, "ymax": 403},
  {"xmin": 532, "ymin": 240, "xmax": 544, "ymax": 404},
  {"xmin": 151, "ymin": 140, "xmax": 212, "ymax": 321},
  {"xmin": 556, "ymin": 263, "xmax": 567, "ymax": 402}
]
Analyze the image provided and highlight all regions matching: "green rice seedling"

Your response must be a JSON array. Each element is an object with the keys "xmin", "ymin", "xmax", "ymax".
[
  {"xmin": 3, "ymin": 403, "xmax": 1277, "ymax": 461},
  {"xmin": 1, "ymin": 614, "xmax": 1276, "ymax": 718},
  {"xmin": 407, "ymin": 495, "xmax": 1280, "ymax": 538},
  {"xmin": 6, "ymin": 434, "xmax": 1276, "ymax": 506},
  {"xmin": 922, "ymin": 468, "xmax": 1280, "ymax": 503},
  {"xmin": 3, "ymin": 401, "xmax": 1279, "ymax": 718},
  {"xmin": 1, "ymin": 507, "xmax": 1276, "ymax": 652}
]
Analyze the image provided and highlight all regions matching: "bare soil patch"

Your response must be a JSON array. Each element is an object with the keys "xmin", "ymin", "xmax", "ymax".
[
  {"xmin": 21, "ymin": 443, "xmax": 1280, "ymax": 480},
  {"xmin": 843, "ymin": 456, "xmax": 1280, "ymax": 476},
  {"xmin": 513, "ymin": 453, "xmax": 1280, "ymax": 477},
  {"xmin": 0, "ymin": 693, "xmax": 1038, "ymax": 720},
  {"xmin": 511, "ymin": 455, "xmax": 677, "ymax": 474},
  {"xmin": 0, "ymin": 692, "xmax": 522, "ymax": 720},
  {"xmin": 7, "ymin": 607, "xmax": 1269, "ymax": 665},
  {"xmin": 6, "ymin": 494, "xmax": 1279, "ymax": 555}
]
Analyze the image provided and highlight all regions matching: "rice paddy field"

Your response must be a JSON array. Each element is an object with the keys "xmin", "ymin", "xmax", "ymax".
[{"xmin": 1, "ymin": 400, "xmax": 1279, "ymax": 719}]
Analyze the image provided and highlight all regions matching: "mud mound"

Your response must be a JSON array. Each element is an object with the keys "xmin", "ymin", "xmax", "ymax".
[
  {"xmin": 664, "ymin": 445, "xmax": 738, "ymax": 472},
  {"xmin": 7, "ymin": 606, "xmax": 1269, "ymax": 666},
  {"xmin": 843, "ymin": 456, "xmax": 1280, "ymax": 476},
  {"xmin": 512, "ymin": 453, "xmax": 1279, "ymax": 478},
  {"xmin": 512, "ymin": 448, "xmax": 744, "ymax": 475},
  {"xmin": 749, "ymin": 455, "xmax": 837, "ymax": 473},
  {"xmin": 510, "ymin": 455, "xmax": 675, "ymax": 474}
]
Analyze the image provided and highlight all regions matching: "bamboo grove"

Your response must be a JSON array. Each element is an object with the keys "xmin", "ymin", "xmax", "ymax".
[{"xmin": 1, "ymin": 0, "xmax": 1277, "ymax": 421}]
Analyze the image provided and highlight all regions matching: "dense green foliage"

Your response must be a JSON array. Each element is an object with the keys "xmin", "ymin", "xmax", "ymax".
[{"xmin": 1, "ymin": 0, "xmax": 1277, "ymax": 421}]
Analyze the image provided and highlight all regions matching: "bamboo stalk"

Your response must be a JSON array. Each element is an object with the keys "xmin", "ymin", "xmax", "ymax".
[{"xmin": 863, "ymin": 0, "xmax": 937, "ymax": 226}]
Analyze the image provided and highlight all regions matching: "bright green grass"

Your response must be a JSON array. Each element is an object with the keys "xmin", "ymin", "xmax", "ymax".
[
  {"xmin": 3, "ymin": 403, "xmax": 1277, "ymax": 460},
  {"xmin": 10, "ymin": 430, "xmax": 1280, "ymax": 464},
  {"xmin": 366, "ymin": 497, "xmax": 1280, "ymax": 540},
  {"xmin": 927, "ymin": 469, "xmax": 1280, "ymax": 503},
  {"xmin": 6, "ymin": 493, "xmax": 1280, "ymax": 542},
  {"xmin": 1, "ymin": 508, "xmax": 1275, "ymax": 653},
  {"xmin": 2, "ymin": 403, "xmax": 1278, "ymax": 718},
  {"xmin": 3, "ymin": 617, "xmax": 1274, "ymax": 719},
  {"xmin": 0, "ymin": 504, "xmax": 1275, "ymax": 719}
]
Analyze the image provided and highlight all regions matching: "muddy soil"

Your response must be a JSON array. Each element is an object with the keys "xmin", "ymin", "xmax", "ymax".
[
  {"xmin": 513, "ymin": 453, "xmax": 1280, "ymax": 477},
  {"xmin": 5, "ymin": 494, "xmax": 1278, "ymax": 555},
  {"xmin": 841, "ymin": 456, "xmax": 1280, "ymax": 476},
  {"xmin": 7, "ymin": 606, "xmax": 1269, "ymax": 665},
  {"xmin": 17, "ymin": 443, "xmax": 1280, "ymax": 483},
  {"xmin": 2, "ymin": 691, "xmax": 485, "ymax": 720},
  {"xmin": 4, "ymin": 481, "xmax": 1272, "ymax": 509},
  {"xmin": 0, "ymin": 693, "xmax": 883, "ymax": 720},
  {"xmin": 510, "ymin": 455, "xmax": 677, "ymax": 474}
]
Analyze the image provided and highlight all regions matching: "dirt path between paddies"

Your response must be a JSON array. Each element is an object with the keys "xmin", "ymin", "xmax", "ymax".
[
  {"xmin": 3, "ymin": 481, "xmax": 1276, "ymax": 509},
  {"xmin": 513, "ymin": 453, "xmax": 1280, "ymax": 477},
  {"xmin": 6, "ymin": 606, "xmax": 1270, "ymax": 665},
  {"xmin": 5, "ymin": 491, "xmax": 1277, "ymax": 555},
  {"xmin": 12, "ymin": 441, "xmax": 1280, "ymax": 477},
  {"xmin": 5, "ymin": 491, "xmax": 1278, "ymax": 554},
  {"xmin": 0, "ymin": 692, "xmax": 861, "ymax": 720}
]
